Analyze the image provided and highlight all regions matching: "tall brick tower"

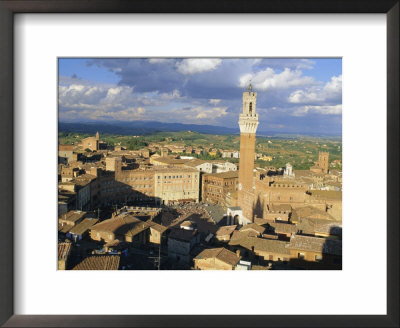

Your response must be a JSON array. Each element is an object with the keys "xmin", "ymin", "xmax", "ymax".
[{"xmin": 238, "ymin": 84, "xmax": 259, "ymax": 222}]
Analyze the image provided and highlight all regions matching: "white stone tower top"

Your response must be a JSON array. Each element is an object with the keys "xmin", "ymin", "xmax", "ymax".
[{"xmin": 239, "ymin": 84, "xmax": 259, "ymax": 134}]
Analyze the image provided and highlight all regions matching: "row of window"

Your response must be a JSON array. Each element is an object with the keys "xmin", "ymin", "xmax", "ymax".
[
  {"xmin": 124, "ymin": 176, "xmax": 153, "ymax": 182},
  {"xmin": 157, "ymin": 174, "xmax": 197, "ymax": 179}
]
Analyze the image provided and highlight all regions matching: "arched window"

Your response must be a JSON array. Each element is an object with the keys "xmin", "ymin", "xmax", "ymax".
[{"xmin": 249, "ymin": 102, "xmax": 253, "ymax": 114}]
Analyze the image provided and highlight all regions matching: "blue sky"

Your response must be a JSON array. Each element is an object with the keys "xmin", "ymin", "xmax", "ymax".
[{"xmin": 58, "ymin": 58, "xmax": 342, "ymax": 135}]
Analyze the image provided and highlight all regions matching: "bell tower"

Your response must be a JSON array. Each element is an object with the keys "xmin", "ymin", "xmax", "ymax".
[{"xmin": 238, "ymin": 84, "xmax": 259, "ymax": 222}]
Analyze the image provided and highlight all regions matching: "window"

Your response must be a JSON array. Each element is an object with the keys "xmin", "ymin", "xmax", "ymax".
[
  {"xmin": 315, "ymin": 255, "xmax": 323, "ymax": 262},
  {"xmin": 298, "ymin": 252, "xmax": 305, "ymax": 260}
]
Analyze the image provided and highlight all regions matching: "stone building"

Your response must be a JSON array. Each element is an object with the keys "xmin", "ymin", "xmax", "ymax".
[
  {"xmin": 58, "ymin": 144, "xmax": 74, "ymax": 164},
  {"xmin": 80, "ymin": 132, "xmax": 100, "ymax": 151},
  {"xmin": 202, "ymin": 171, "xmax": 238, "ymax": 206},
  {"xmin": 193, "ymin": 247, "xmax": 241, "ymax": 270},
  {"xmin": 167, "ymin": 227, "xmax": 200, "ymax": 264},
  {"xmin": 153, "ymin": 166, "xmax": 200, "ymax": 205},
  {"xmin": 310, "ymin": 152, "xmax": 330, "ymax": 174},
  {"xmin": 89, "ymin": 213, "xmax": 150, "ymax": 245},
  {"xmin": 287, "ymin": 234, "xmax": 342, "ymax": 269},
  {"xmin": 58, "ymin": 210, "xmax": 86, "ymax": 235}
]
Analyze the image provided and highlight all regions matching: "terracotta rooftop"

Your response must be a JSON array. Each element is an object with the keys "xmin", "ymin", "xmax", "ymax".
[
  {"xmin": 292, "ymin": 206, "xmax": 336, "ymax": 221},
  {"xmin": 184, "ymin": 159, "xmax": 208, "ymax": 167},
  {"xmin": 58, "ymin": 210, "xmax": 86, "ymax": 223},
  {"xmin": 152, "ymin": 157, "xmax": 190, "ymax": 165},
  {"xmin": 168, "ymin": 228, "xmax": 198, "ymax": 242},
  {"xmin": 239, "ymin": 223, "xmax": 266, "ymax": 235},
  {"xmin": 229, "ymin": 234, "xmax": 290, "ymax": 255},
  {"xmin": 68, "ymin": 218, "xmax": 99, "ymax": 236},
  {"xmin": 58, "ymin": 242, "xmax": 72, "ymax": 261},
  {"xmin": 90, "ymin": 214, "xmax": 142, "ymax": 235},
  {"xmin": 297, "ymin": 218, "xmax": 342, "ymax": 236},
  {"xmin": 194, "ymin": 247, "xmax": 240, "ymax": 267},
  {"xmin": 215, "ymin": 225, "xmax": 237, "ymax": 237},
  {"xmin": 149, "ymin": 222, "xmax": 168, "ymax": 233},
  {"xmin": 268, "ymin": 222, "xmax": 297, "ymax": 234},
  {"xmin": 310, "ymin": 190, "xmax": 342, "ymax": 200},
  {"xmin": 203, "ymin": 171, "xmax": 238, "ymax": 179},
  {"xmin": 72, "ymin": 255, "xmax": 120, "ymax": 270},
  {"xmin": 287, "ymin": 235, "xmax": 342, "ymax": 256}
]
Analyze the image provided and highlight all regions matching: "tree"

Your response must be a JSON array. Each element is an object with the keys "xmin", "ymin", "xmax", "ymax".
[{"xmin": 127, "ymin": 138, "xmax": 148, "ymax": 150}]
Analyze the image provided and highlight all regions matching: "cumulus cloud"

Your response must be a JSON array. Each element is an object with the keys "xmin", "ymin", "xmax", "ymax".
[
  {"xmin": 239, "ymin": 68, "xmax": 316, "ymax": 90},
  {"xmin": 209, "ymin": 99, "xmax": 221, "ymax": 105},
  {"xmin": 288, "ymin": 75, "xmax": 342, "ymax": 104},
  {"xmin": 148, "ymin": 58, "xmax": 173, "ymax": 64},
  {"xmin": 292, "ymin": 104, "xmax": 342, "ymax": 116},
  {"xmin": 176, "ymin": 59, "xmax": 222, "ymax": 75},
  {"xmin": 59, "ymin": 58, "xmax": 342, "ymax": 134}
]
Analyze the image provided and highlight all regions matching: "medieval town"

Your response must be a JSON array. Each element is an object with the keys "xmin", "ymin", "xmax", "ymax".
[{"xmin": 58, "ymin": 84, "xmax": 342, "ymax": 271}]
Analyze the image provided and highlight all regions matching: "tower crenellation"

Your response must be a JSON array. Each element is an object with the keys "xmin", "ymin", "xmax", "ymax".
[{"xmin": 238, "ymin": 84, "xmax": 259, "ymax": 134}]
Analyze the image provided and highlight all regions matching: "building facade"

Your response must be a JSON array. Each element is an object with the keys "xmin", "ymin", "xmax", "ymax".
[{"xmin": 202, "ymin": 171, "xmax": 238, "ymax": 206}]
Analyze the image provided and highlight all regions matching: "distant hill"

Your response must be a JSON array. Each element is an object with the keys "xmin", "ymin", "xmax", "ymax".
[
  {"xmin": 58, "ymin": 121, "xmax": 341, "ymax": 138},
  {"xmin": 58, "ymin": 121, "xmax": 239, "ymax": 136}
]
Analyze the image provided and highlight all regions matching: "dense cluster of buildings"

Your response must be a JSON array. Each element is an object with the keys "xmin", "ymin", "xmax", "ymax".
[{"xmin": 58, "ymin": 84, "xmax": 342, "ymax": 270}]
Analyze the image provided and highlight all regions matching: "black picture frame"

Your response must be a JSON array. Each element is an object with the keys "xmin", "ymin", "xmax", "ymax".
[{"xmin": 0, "ymin": 1, "xmax": 398, "ymax": 327}]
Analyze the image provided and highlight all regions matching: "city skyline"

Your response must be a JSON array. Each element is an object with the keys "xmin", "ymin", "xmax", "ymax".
[{"xmin": 58, "ymin": 58, "xmax": 342, "ymax": 135}]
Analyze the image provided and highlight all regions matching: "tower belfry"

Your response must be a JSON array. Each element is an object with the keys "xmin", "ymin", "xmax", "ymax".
[{"xmin": 238, "ymin": 84, "xmax": 259, "ymax": 223}]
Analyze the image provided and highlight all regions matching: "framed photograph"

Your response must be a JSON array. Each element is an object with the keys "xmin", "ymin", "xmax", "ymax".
[{"xmin": 0, "ymin": 1, "xmax": 398, "ymax": 327}]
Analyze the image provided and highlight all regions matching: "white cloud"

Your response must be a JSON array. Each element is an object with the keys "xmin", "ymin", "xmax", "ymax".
[
  {"xmin": 292, "ymin": 104, "xmax": 342, "ymax": 116},
  {"xmin": 148, "ymin": 58, "xmax": 172, "ymax": 64},
  {"xmin": 239, "ymin": 68, "xmax": 315, "ymax": 91},
  {"xmin": 288, "ymin": 75, "xmax": 342, "ymax": 104},
  {"xmin": 209, "ymin": 99, "xmax": 221, "ymax": 105},
  {"xmin": 176, "ymin": 59, "xmax": 222, "ymax": 75}
]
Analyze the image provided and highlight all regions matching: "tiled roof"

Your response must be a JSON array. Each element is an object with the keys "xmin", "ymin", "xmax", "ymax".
[
  {"xmin": 184, "ymin": 159, "xmax": 208, "ymax": 167},
  {"xmin": 149, "ymin": 222, "xmax": 168, "ymax": 233},
  {"xmin": 194, "ymin": 247, "xmax": 240, "ymax": 267},
  {"xmin": 229, "ymin": 234, "xmax": 290, "ymax": 255},
  {"xmin": 297, "ymin": 218, "xmax": 342, "ymax": 236},
  {"xmin": 68, "ymin": 218, "xmax": 99, "ymax": 236},
  {"xmin": 58, "ymin": 223, "xmax": 73, "ymax": 234},
  {"xmin": 268, "ymin": 222, "xmax": 297, "ymax": 234},
  {"xmin": 58, "ymin": 210, "xmax": 86, "ymax": 223},
  {"xmin": 73, "ymin": 255, "xmax": 120, "ymax": 270},
  {"xmin": 240, "ymin": 223, "xmax": 265, "ymax": 235},
  {"xmin": 287, "ymin": 235, "xmax": 342, "ymax": 256},
  {"xmin": 203, "ymin": 171, "xmax": 238, "ymax": 179},
  {"xmin": 168, "ymin": 228, "xmax": 198, "ymax": 242},
  {"xmin": 153, "ymin": 157, "xmax": 189, "ymax": 165},
  {"xmin": 58, "ymin": 242, "xmax": 72, "ymax": 261},
  {"xmin": 215, "ymin": 225, "xmax": 237, "ymax": 237},
  {"xmin": 292, "ymin": 206, "xmax": 336, "ymax": 221},
  {"xmin": 310, "ymin": 190, "xmax": 342, "ymax": 200},
  {"xmin": 90, "ymin": 214, "xmax": 141, "ymax": 234}
]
